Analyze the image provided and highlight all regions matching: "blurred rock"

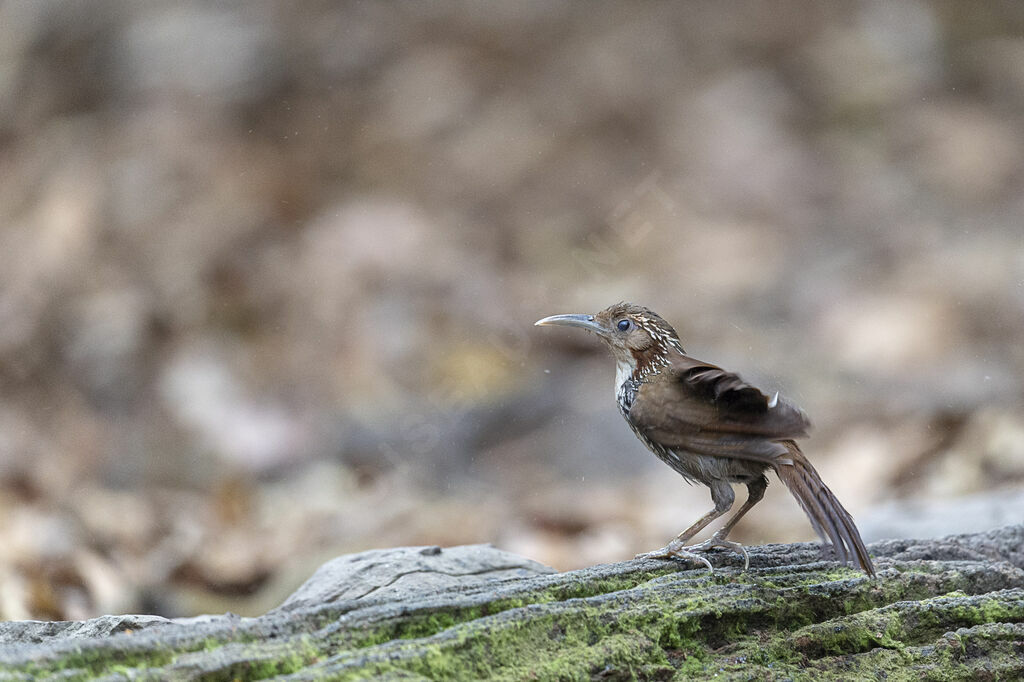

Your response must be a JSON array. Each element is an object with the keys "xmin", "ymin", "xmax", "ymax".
[
  {"xmin": 117, "ymin": 4, "xmax": 283, "ymax": 102},
  {"xmin": 818, "ymin": 293, "xmax": 963, "ymax": 374},
  {"xmin": 0, "ymin": 1, "xmax": 1022, "ymax": 619},
  {"xmin": 861, "ymin": 487, "xmax": 1024, "ymax": 542},
  {"xmin": 158, "ymin": 340, "xmax": 309, "ymax": 472},
  {"xmin": 900, "ymin": 102, "xmax": 1022, "ymax": 202},
  {"xmin": 911, "ymin": 408, "xmax": 1024, "ymax": 498}
]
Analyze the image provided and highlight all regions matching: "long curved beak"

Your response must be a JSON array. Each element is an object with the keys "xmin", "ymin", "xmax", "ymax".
[{"xmin": 534, "ymin": 313, "xmax": 606, "ymax": 334}]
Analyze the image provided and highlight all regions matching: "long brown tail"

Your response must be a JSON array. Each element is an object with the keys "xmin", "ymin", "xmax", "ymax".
[{"xmin": 773, "ymin": 441, "xmax": 875, "ymax": 576}]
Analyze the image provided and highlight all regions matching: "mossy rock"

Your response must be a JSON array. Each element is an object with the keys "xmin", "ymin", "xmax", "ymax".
[{"xmin": 0, "ymin": 526, "xmax": 1021, "ymax": 680}]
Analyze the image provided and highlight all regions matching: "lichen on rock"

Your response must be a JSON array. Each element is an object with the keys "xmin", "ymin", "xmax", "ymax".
[{"xmin": 0, "ymin": 526, "xmax": 1022, "ymax": 680}]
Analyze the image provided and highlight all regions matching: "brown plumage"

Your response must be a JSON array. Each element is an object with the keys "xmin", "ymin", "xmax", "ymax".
[{"xmin": 536, "ymin": 302, "xmax": 875, "ymax": 576}]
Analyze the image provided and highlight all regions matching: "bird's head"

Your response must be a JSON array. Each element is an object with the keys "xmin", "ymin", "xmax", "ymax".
[{"xmin": 535, "ymin": 302, "xmax": 685, "ymax": 381}]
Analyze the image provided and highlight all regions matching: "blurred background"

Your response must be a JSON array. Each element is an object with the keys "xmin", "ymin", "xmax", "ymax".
[{"xmin": 1, "ymin": 0, "xmax": 1023, "ymax": 620}]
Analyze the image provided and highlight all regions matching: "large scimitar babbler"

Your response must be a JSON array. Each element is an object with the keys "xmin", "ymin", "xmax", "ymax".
[{"xmin": 536, "ymin": 302, "xmax": 875, "ymax": 576}]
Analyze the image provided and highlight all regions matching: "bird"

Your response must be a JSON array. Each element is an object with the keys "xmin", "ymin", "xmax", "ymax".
[{"xmin": 535, "ymin": 302, "xmax": 875, "ymax": 576}]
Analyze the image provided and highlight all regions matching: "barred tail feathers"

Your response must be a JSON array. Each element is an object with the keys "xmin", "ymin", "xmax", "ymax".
[{"xmin": 773, "ymin": 441, "xmax": 875, "ymax": 577}]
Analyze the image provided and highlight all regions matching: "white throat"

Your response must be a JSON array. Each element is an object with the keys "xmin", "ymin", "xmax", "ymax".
[{"xmin": 614, "ymin": 358, "xmax": 636, "ymax": 390}]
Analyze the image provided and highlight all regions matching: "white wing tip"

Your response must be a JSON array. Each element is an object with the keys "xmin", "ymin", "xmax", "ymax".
[{"xmin": 768, "ymin": 391, "xmax": 779, "ymax": 409}]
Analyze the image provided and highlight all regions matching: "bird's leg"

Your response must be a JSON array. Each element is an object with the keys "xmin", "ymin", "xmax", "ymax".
[
  {"xmin": 672, "ymin": 506, "xmax": 728, "ymax": 544},
  {"xmin": 688, "ymin": 478, "xmax": 767, "ymax": 570},
  {"xmin": 635, "ymin": 482, "xmax": 734, "ymax": 571}
]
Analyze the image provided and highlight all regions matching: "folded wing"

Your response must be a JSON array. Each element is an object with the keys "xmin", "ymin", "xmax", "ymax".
[{"xmin": 627, "ymin": 355, "xmax": 810, "ymax": 461}]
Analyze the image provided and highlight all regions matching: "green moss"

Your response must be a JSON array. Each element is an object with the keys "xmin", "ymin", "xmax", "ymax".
[
  {"xmin": 3, "ymin": 558, "xmax": 1020, "ymax": 680},
  {"xmin": 301, "ymin": 569, "xmax": 810, "ymax": 678},
  {"xmin": 12, "ymin": 646, "xmax": 177, "ymax": 680},
  {"xmin": 340, "ymin": 569, "xmax": 678, "ymax": 653}
]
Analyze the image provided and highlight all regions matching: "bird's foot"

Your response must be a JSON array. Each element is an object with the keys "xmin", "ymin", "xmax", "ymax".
[
  {"xmin": 634, "ymin": 542, "xmax": 714, "ymax": 573},
  {"xmin": 687, "ymin": 533, "xmax": 750, "ymax": 571}
]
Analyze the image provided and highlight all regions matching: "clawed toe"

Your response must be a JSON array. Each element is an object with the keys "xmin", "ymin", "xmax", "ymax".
[
  {"xmin": 635, "ymin": 534, "xmax": 751, "ymax": 572},
  {"xmin": 688, "ymin": 535, "xmax": 750, "ymax": 570},
  {"xmin": 634, "ymin": 544, "xmax": 714, "ymax": 572}
]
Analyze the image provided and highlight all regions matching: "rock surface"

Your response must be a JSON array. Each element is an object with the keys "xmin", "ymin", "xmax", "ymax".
[
  {"xmin": 1, "ymin": 527, "xmax": 1022, "ymax": 680},
  {"xmin": 275, "ymin": 544, "xmax": 557, "ymax": 611}
]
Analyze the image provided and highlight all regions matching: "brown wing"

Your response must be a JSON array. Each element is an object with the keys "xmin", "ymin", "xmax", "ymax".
[{"xmin": 627, "ymin": 355, "xmax": 810, "ymax": 456}]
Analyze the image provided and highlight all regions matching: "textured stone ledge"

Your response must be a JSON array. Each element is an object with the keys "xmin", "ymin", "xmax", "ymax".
[{"xmin": 1, "ymin": 526, "xmax": 1021, "ymax": 680}]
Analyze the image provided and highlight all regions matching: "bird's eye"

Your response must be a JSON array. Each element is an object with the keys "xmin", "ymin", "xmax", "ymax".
[{"xmin": 617, "ymin": 319, "xmax": 633, "ymax": 332}]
